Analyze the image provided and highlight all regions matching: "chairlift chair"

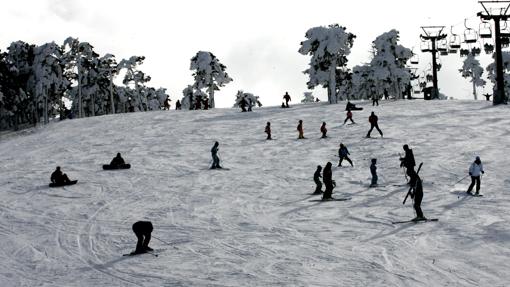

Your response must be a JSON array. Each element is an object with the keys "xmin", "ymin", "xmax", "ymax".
[
  {"xmin": 449, "ymin": 26, "xmax": 461, "ymax": 49},
  {"xmin": 410, "ymin": 54, "xmax": 419, "ymax": 65},
  {"xmin": 500, "ymin": 21, "xmax": 510, "ymax": 38},
  {"xmin": 472, "ymin": 47, "xmax": 481, "ymax": 56},
  {"xmin": 420, "ymin": 40, "xmax": 431, "ymax": 52},
  {"xmin": 438, "ymin": 39, "xmax": 448, "ymax": 55},
  {"xmin": 464, "ymin": 19, "xmax": 478, "ymax": 44},
  {"xmin": 484, "ymin": 43, "xmax": 494, "ymax": 54},
  {"xmin": 479, "ymin": 22, "xmax": 492, "ymax": 39}
]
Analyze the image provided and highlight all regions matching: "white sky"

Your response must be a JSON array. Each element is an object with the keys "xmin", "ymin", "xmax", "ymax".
[{"xmin": 0, "ymin": 0, "xmax": 501, "ymax": 107}]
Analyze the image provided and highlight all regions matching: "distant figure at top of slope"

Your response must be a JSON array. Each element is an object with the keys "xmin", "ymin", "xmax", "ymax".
[
  {"xmin": 366, "ymin": 112, "xmax": 383, "ymax": 138},
  {"xmin": 372, "ymin": 94, "xmax": 379, "ymax": 106},
  {"xmin": 313, "ymin": 165, "xmax": 323, "ymax": 194},
  {"xmin": 343, "ymin": 108, "xmax": 355, "ymax": 125},
  {"xmin": 283, "ymin": 92, "xmax": 291, "ymax": 108},
  {"xmin": 297, "ymin": 120, "xmax": 305, "ymax": 139},
  {"xmin": 175, "ymin": 100, "xmax": 182, "ymax": 110},
  {"xmin": 320, "ymin": 122, "xmax": 328, "ymax": 138},
  {"xmin": 50, "ymin": 166, "xmax": 76, "ymax": 187},
  {"xmin": 466, "ymin": 156, "xmax": 484, "ymax": 196},
  {"xmin": 265, "ymin": 122, "xmax": 272, "ymax": 140},
  {"xmin": 104, "ymin": 153, "xmax": 131, "ymax": 170},
  {"xmin": 164, "ymin": 96, "xmax": 171, "ymax": 110},
  {"xmin": 338, "ymin": 143, "xmax": 353, "ymax": 167},
  {"xmin": 130, "ymin": 221, "xmax": 154, "ymax": 255},
  {"xmin": 399, "ymin": 144, "xmax": 416, "ymax": 185},
  {"xmin": 345, "ymin": 101, "xmax": 362, "ymax": 111},
  {"xmin": 210, "ymin": 141, "xmax": 222, "ymax": 169}
]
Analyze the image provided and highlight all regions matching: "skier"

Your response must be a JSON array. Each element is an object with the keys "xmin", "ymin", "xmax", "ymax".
[
  {"xmin": 110, "ymin": 153, "xmax": 126, "ymax": 167},
  {"xmin": 466, "ymin": 156, "xmax": 484, "ymax": 195},
  {"xmin": 297, "ymin": 120, "xmax": 305, "ymax": 139},
  {"xmin": 343, "ymin": 109, "xmax": 355, "ymax": 125},
  {"xmin": 366, "ymin": 111, "xmax": 383, "ymax": 138},
  {"xmin": 265, "ymin": 122, "xmax": 272, "ymax": 140},
  {"xmin": 313, "ymin": 165, "xmax": 323, "ymax": 194},
  {"xmin": 409, "ymin": 173, "xmax": 426, "ymax": 221},
  {"xmin": 322, "ymin": 162, "xmax": 334, "ymax": 200},
  {"xmin": 320, "ymin": 122, "xmax": 327, "ymax": 138},
  {"xmin": 175, "ymin": 100, "xmax": 182, "ymax": 110},
  {"xmin": 338, "ymin": 143, "xmax": 353, "ymax": 167},
  {"xmin": 370, "ymin": 158, "xmax": 378, "ymax": 187},
  {"xmin": 372, "ymin": 95, "xmax": 379, "ymax": 106},
  {"xmin": 211, "ymin": 141, "xmax": 222, "ymax": 169},
  {"xmin": 283, "ymin": 92, "xmax": 291, "ymax": 108},
  {"xmin": 399, "ymin": 144, "xmax": 416, "ymax": 184},
  {"xmin": 130, "ymin": 221, "xmax": 154, "ymax": 255},
  {"xmin": 50, "ymin": 166, "xmax": 71, "ymax": 185}
]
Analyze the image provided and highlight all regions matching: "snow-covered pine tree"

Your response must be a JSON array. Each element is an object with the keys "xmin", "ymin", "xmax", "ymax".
[
  {"xmin": 301, "ymin": 92, "xmax": 315, "ymax": 103},
  {"xmin": 97, "ymin": 54, "xmax": 118, "ymax": 114},
  {"xmin": 298, "ymin": 24, "xmax": 356, "ymax": 104},
  {"xmin": 180, "ymin": 85, "xmax": 194, "ymax": 110},
  {"xmin": 351, "ymin": 65, "xmax": 376, "ymax": 100},
  {"xmin": 233, "ymin": 90, "xmax": 261, "ymax": 111},
  {"xmin": 190, "ymin": 51, "xmax": 232, "ymax": 108},
  {"xmin": 459, "ymin": 53, "xmax": 486, "ymax": 100},
  {"xmin": 118, "ymin": 56, "xmax": 151, "ymax": 112}
]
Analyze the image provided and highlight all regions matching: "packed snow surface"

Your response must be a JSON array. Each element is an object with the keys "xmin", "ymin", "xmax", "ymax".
[{"xmin": 1, "ymin": 100, "xmax": 509, "ymax": 286}]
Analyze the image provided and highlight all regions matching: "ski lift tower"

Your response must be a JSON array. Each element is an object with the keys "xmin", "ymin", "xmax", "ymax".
[
  {"xmin": 420, "ymin": 26, "xmax": 447, "ymax": 100},
  {"xmin": 478, "ymin": 1, "xmax": 510, "ymax": 105}
]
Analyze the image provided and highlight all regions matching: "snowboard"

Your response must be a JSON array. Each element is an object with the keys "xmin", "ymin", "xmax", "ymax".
[
  {"xmin": 103, "ymin": 164, "xmax": 131, "ymax": 170},
  {"xmin": 309, "ymin": 197, "xmax": 351, "ymax": 202},
  {"xmin": 49, "ymin": 180, "xmax": 78, "ymax": 188},
  {"xmin": 392, "ymin": 218, "xmax": 438, "ymax": 224}
]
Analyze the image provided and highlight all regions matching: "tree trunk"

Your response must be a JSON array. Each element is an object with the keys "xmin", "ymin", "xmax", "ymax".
[
  {"xmin": 472, "ymin": 81, "xmax": 477, "ymax": 100},
  {"xmin": 44, "ymin": 87, "xmax": 49, "ymax": 124},
  {"xmin": 77, "ymin": 58, "xmax": 83, "ymax": 118},
  {"xmin": 329, "ymin": 64, "xmax": 337, "ymax": 104},
  {"xmin": 208, "ymin": 79, "xmax": 215, "ymax": 108},
  {"xmin": 109, "ymin": 77, "xmax": 115, "ymax": 114}
]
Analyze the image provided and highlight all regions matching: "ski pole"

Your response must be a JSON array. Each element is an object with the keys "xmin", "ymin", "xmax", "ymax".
[
  {"xmin": 152, "ymin": 235, "xmax": 178, "ymax": 249},
  {"xmin": 453, "ymin": 174, "xmax": 469, "ymax": 186}
]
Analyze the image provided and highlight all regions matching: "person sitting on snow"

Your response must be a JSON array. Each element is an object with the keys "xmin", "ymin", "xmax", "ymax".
[{"xmin": 50, "ymin": 166, "xmax": 71, "ymax": 185}]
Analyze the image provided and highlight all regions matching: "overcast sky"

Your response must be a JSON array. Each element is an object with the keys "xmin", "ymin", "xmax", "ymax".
[{"xmin": 0, "ymin": 0, "xmax": 500, "ymax": 107}]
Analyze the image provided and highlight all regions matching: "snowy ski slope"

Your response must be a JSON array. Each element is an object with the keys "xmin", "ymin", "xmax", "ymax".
[{"xmin": 0, "ymin": 100, "xmax": 509, "ymax": 286}]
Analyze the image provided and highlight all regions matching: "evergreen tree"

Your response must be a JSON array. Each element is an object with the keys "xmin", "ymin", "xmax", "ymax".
[
  {"xmin": 190, "ymin": 51, "xmax": 232, "ymax": 108},
  {"xmin": 460, "ymin": 53, "xmax": 486, "ymax": 100},
  {"xmin": 301, "ymin": 92, "xmax": 315, "ymax": 103}
]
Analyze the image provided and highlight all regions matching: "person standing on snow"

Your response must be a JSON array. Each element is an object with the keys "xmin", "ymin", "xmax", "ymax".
[
  {"xmin": 366, "ymin": 112, "xmax": 383, "ymax": 138},
  {"xmin": 211, "ymin": 141, "xmax": 222, "ymax": 169},
  {"xmin": 338, "ymin": 143, "xmax": 354, "ymax": 167},
  {"xmin": 343, "ymin": 109, "xmax": 355, "ymax": 125},
  {"xmin": 283, "ymin": 92, "xmax": 291, "ymax": 108},
  {"xmin": 313, "ymin": 165, "xmax": 323, "ymax": 194},
  {"xmin": 466, "ymin": 156, "xmax": 484, "ymax": 195},
  {"xmin": 370, "ymin": 158, "xmax": 378, "ymax": 187},
  {"xmin": 400, "ymin": 144, "xmax": 416, "ymax": 184},
  {"xmin": 265, "ymin": 122, "xmax": 272, "ymax": 140},
  {"xmin": 322, "ymin": 162, "xmax": 334, "ymax": 200},
  {"xmin": 320, "ymin": 122, "xmax": 328, "ymax": 138},
  {"xmin": 130, "ymin": 221, "xmax": 154, "ymax": 255},
  {"xmin": 297, "ymin": 120, "xmax": 305, "ymax": 139},
  {"xmin": 410, "ymin": 173, "xmax": 426, "ymax": 221}
]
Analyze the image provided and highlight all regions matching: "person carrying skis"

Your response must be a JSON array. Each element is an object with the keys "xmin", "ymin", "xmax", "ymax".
[
  {"xmin": 130, "ymin": 221, "xmax": 154, "ymax": 255},
  {"xmin": 283, "ymin": 92, "xmax": 291, "ymax": 108},
  {"xmin": 409, "ymin": 173, "xmax": 426, "ymax": 221},
  {"xmin": 366, "ymin": 111, "xmax": 383, "ymax": 138},
  {"xmin": 466, "ymin": 156, "xmax": 484, "ymax": 195},
  {"xmin": 110, "ymin": 153, "xmax": 126, "ymax": 167},
  {"xmin": 399, "ymin": 144, "xmax": 416, "ymax": 184},
  {"xmin": 343, "ymin": 109, "xmax": 355, "ymax": 125},
  {"xmin": 322, "ymin": 162, "xmax": 334, "ymax": 200},
  {"xmin": 211, "ymin": 141, "xmax": 222, "ymax": 169},
  {"xmin": 320, "ymin": 122, "xmax": 327, "ymax": 138},
  {"xmin": 370, "ymin": 158, "xmax": 378, "ymax": 187},
  {"xmin": 50, "ymin": 166, "xmax": 71, "ymax": 185},
  {"xmin": 313, "ymin": 165, "xmax": 323, "ymax": 194},
  {"xmin": 297, "ymin": 120, "xmax": 304, "ymax": 139},
  {"xmin": 265, "ymin": 122, "xmax": 272, "ymax": 140},
  {"xmin": 338, "ymin": 143, "xmax": 353, "ymax": 167}
]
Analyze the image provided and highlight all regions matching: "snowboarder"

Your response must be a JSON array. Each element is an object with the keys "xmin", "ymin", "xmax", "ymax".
[
  {"xmin": 313, "ymin": 165, "xmax": 323, "ymax": 194},
  {"xmin": 345, "ymin": 101, "xmax": 362, "ymax": 111},
  {"xmin": 211, "ymin": 141, "xmax": 222, "ymax": 169},
  {"xmin": 370, "ymin": 158, "xmax": 378, "ymax": 187},
  {"xmin": 320, "ymin": 122, "xmax": 327, "ymax": 138},
  {"xmin": 372, "ymin": 95, "xmax": 379, "ymax": 106},
  {"xmin": 110, "ymin": 153, "xmax": 126, "ymax": 167},
  {"xmin": 283, "ymin": 92, "xmax": 291, "ymax": 108},
  {"xmin": 265, "ymin": 122, "xmax": 272, "ymax": 140},
  {"xmin": 466, "ymin": 156, "xmax": 484, "ymax": 195},
  {"xmin": 175, "ymin": 100, "xmax": 182, "ymax": 110},
  {"xmin": 297, "ymin": 120, "xmax": 305, "ymax": 139},
  {"xmin": 399, "ymin": 144, "xmax": 416, "ymax": 184},
  {"xmin": 338, "ymin": 143, "xmax": 353, "ymax": 167},
  {"xmin": 343, "ymin": 109, "xmax": 355, "ymax": 125},
  {"xmin": 409, "ymin": 173, "xmax": 425, "ymax": 221},
  {"xmin": 130, "ymin": 221, "xmax": 154, "ymax": 255},
  {"xmin": 322, "ymin": 162, "xmax": 334, "ymax": 200},
  {"xmin": 366, "ymin": 112, "xmax": 383, "ymax": 138},
  {"xmin": 50, "ymin": 166, "xmax": 72, "ymax": 185}
]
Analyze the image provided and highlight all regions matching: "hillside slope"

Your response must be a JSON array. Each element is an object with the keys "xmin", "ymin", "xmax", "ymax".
[{"xmin": 1, "ymin": 100, "xmax": 509, "ymax": 286}]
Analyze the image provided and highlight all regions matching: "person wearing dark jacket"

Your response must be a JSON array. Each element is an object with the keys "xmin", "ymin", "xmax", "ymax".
[
  {"xmin": 320, "ymin": 122, "xmax": 327, "ymax": 138},
  {"xmin": 50, "ymin": 166, "xmax": 71, "ymax": 185},
  {"xmin": 283, "ymin": 92, "xmax": 291, "ymax": 108},
  {"xmin": 313, "ymin": 165, "xmax": 323, "ymax": 194},
  {"xmin": 338, "ymin": 143, "xmax": 353, "ymax": 167},
  {"xmin": 370, "ymin": 158, "xmax": 378, "ymax": 187},
  {"xmin": 366, "ymin": 112, "xmax": 383, "ymax": 138},
  {"xmin": 110, "ymin": 153, "xmax": 126, "ymax": 167},
  {"xmin": 297, "ymin": 120, "xmax": 305, "ymax": 139},
  {"xmin": 410, "ymin": 173, "xmax": 426, "ymax": 221},
  {"xmin": 131, "ymin": 221, "xmax": 154, "ymax": 255},
  {"xmin": 322, "ymin": 162, "xmax": 334, "ymax": 200},
  {"xmin": 211, "ymin": 141, "xmax": 221, "ymax": 169},
  {"xmin": 343, "ymin": 109, "xmax": 355, "ymax": 125},
  {"xmin": 400, "ymin": 144, "xmax": 416, "ymax": 184},
  {"xmin": 265, "ymin": 122, "xmax": 272, "ymax": 140},
  {"xmin": 175, "ymin": 100, "xmax": 182, "ymax": 110}
]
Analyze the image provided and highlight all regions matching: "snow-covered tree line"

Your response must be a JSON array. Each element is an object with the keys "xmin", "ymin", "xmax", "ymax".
[
  {"xmin": 299, "ymin": 26, "xmax": 414, "ymax": 102},
  {"xmin": 0, "ymin": 37, "xmax": 169, "ymax": 130}
]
